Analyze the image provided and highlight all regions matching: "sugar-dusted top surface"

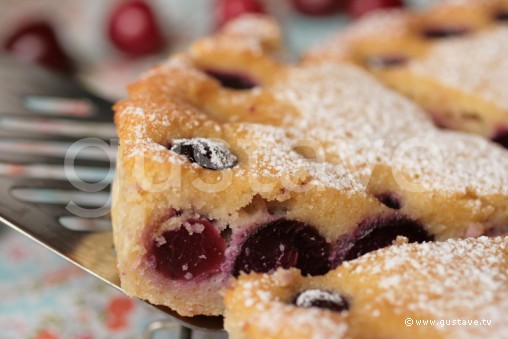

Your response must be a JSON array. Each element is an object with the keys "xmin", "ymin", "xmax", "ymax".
[
  {"xmin": 411, "ymin": 26, "xmax": 508, "ymax": 111},
  {"xmin": 341, "ymin": 236, "xmax": 508, "ymax": 336},
  {"xmin": 118, "ymin": 14, "xmax": 508, "ymax": 198},
  {"xmin": 229, "ymin": 237, "xmax": 508, "ymax": 338},
  {"xmin": 270, "ymin": 63, "xmax": 508, "ymax": 195},
  {"xmin": 306, "ymin": 9, "xmax": 411, "ymax": 60}
]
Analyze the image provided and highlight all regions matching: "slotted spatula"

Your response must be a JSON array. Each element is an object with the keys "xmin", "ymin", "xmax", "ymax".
[{"xmin": 0, "ymin": 55, "xmax": 223, "ymax": 336}]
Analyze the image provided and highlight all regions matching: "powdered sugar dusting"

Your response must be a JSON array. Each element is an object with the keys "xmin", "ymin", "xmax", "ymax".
[
  {"xmin": 235, "ymin": 273, "xmax": 348, "ymax": 339},
  {"xmin": 270, "ymin": 63, "xmax": 508, "ymax": 195},
  {"xmin": 295, "ymin": 289, "xmax": 346, "ymax": 309},
  {"xmin": 257, "ymin": 305, "xmax": 348, "ymax": 339},
  {"xmin": 231, "ymin": 237, "xmax": 508, "ymax": 338},
  {"xmin": 307, "ymin": 9, "xmax": 411, "ymax": 59},
  {"xmin": 171, "ymin": 138, "xmax": 238, "ymax": 170},
  {"xmin": 119, "ymin": 15, "xmax": 508, "ymax": 202},
  {"xmin": 411, "ymin": 26, "xmax": 508, "ymax": 111},
  {"xmin": 344, "ymin": 236, "xmax": 508, "ymax": 336}
]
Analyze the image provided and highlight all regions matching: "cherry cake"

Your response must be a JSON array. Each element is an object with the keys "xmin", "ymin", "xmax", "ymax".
[
  {"xmin": 306, "ymin": 0, "xmax": 508, "ymax": 148},
  {"xmin": 112, "ymin": 15, "xmax": 508, "ymax": 316},
  {"xmin": 225, "ymin": 236, "xmax": 508, "ymax": 338}
]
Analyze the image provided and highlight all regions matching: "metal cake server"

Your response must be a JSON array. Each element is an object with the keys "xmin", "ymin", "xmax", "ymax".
[{"xmin": 0, "ymin": 55, "xmax": 223, "ymax": 337}]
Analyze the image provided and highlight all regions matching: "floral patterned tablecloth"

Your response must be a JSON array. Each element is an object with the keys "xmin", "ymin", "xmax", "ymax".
[{"xmin": 0, "ymin": 225, "xmax": 172, "ymax": 339}]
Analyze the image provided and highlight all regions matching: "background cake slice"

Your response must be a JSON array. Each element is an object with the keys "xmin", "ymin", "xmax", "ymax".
[{"xmin": 306, "ymin": 0, "xmax": 508, "ymax": 147}]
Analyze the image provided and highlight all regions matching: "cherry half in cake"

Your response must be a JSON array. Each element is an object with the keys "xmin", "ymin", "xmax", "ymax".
[
  {"xmin": 204, "ymin": 69, "xmax": 258, "ymax": 90},
  {"xmin": 494, "ymin": 10, "xmax": 508, "ymax": 22},
  {"xmin": 335, "ymin": 214, "xmax": 433, "ymax": 263},
  {"xmin": 293, "ymin": 289, "xmax": 349, "ymax": 313},
  {"xmin": 232, "ymin": 219, "xmax": 331, "ymax": 277},
  {"xmin": 150, "ymin": 218, "xmax": 226, "ymax": 281},
  {"xmin": 421, "ymin": 26, "xmax": 470, "ymax": 39},
  {"xmin": 375, "ymin": 192, "xmax": 402, "ymax": 210},
  {"xmin": 150, "ymin": 213, "xmax": 432, "ymax": 283},
  {"xmin": 365, "ymin": 55, "xmax": 408, "ymax": 69},
  {"xmin": 492, "ymin": 129, "xmax": 508, "ymax": 149}
]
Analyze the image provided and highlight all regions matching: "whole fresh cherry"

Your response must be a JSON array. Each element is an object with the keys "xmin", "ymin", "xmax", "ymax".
[
  {"xmin": 108, "ymin": 0, "xmax": 165, "ymax": 56},
  {"xmin": 216, "ymin": 0, "xmax": 265, "ymax": 28},
  {"xmin": 347, "ymin": 0, "xmax": 404, "ymax": 19},
  {"xmin": 4, "ymin": 22, "xmax": 73, "ymax": 73},
  {"xmin": 292, "ymin": 0, "xmax": 344, "ymax": 16}
]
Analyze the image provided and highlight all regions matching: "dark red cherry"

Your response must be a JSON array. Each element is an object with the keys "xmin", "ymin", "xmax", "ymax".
[
  {"xmin": 375, "ymin": 192, "xmax": 402, "ymax": 210},
  {"xmin": 494, "ymin": 10, "xmax": 508, "ymax": 22},
  {"xmin": 485, "ymin": 225, "xmax": 508, "ymax": 237},
  {"xmin": 108, "ymin": 0, "xmax": 165, "ymax": 56},
  {"xmin": 365, "ymin": 54, "xmax": 408, "ymax": 69},
  {"xmin": 4, "ymin": 22, "xmax": 73, "ymax": 73},
  {"xmin": 347, "ymin": 0, "xmax": 404, "ymax": 19},
  {"xmin": 492, "ymin": 129, "xmax": 508, "ymax": 149},
  {"xmin": 216, "ymin": 0, "xmax": 265, "ymax": 28},
  {"xmin": 421, "ymin": 26, "xmax": 469, "ymax": 39},
  {"xmin": 291, "ymin": 0, "xmax": 342, "ymax": 16},
  {"xmin": 204, "ymin": 69, "xmax": 258, "ymax": 90},
  {"xmin": 293, "ymin": 289, "xmax": 349, "ymax": 312},
  {"xmin": 232, "ymin": 219, "xmax": 331, "ymax": 277},
  {"xmin": 170, "ymin": 138, "xmax": 238, "ymax": 170},
  {"xmin": 335, "ymin": 215, "xmax": 433, "ymax": 263},
  {"xmin": 150, "ymin": 219, "xmax": 226, "ymax": 280}
]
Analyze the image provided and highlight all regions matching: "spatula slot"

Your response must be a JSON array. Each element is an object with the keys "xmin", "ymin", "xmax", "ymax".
[
  {"xmin": 58, "ymin": 216, "xmax": 112, "ymax": 232},
  {"xmin": 23, "ymin": 96, "xmax": 96, "ymax": 118},
  {"xmin": 12, "ymin": 188, "xmax": 111, "ymax": 207},
  {"xmin": 0, "ymin": 116, "xmax": 117, "ymax": 139},
  {"xmin": 0, "ymin": 139, "xmax": 116, "ymax": 161},
  {"xmin": 0, "ymin": 163, "xmax": 113, "ymax": 183}
]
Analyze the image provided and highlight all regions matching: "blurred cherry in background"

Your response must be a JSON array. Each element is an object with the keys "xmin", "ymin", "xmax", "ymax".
[
  {"xmin": 347, "ymin": 0, "xmax": 405, "ymax": 18},
  {"xmin": 216, "ymin": 0, "xmax": 265, "ymax": 28},
  {"xmin": 292, "ymin": 0, "xmax": 345, "ymax": 16},
  {"xmin": 108, "ymin": 0, "xmax": 165, "ymax": 56},
  {"xmin": 4, "ymin": 22, "xmax": 74, "ymax": 73}
]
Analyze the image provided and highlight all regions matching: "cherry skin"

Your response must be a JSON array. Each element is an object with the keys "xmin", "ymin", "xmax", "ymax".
[
  {"xmin": 375, "ymin": 192, "xmax": 402, "ymax": 210},
  {"xmin": 232, "ymin": 219, "xmax": 331, "ymax": 277},
  {"xmin": 150, "ymin": 219, "xmax": 226, "ymax": 281},
  {"xmin": 292, "ymin": 0, "xmax": 343, "ymax": 16},
  {"xmin": 4, "ymin": 22, "xmax": 73, "ymax": 73},
  {"xmin": 494, "ymin": 10, "xmax": 508, "ymax": 22},
  {"xmin": 204, "ymin": 69, "xmax": 258, "ymax": 90},
  {"xmin": 108, "ymin": 0, "xmax": 165, "ymax": 56},
  {"xmin": 216, "ymin": 0, "xmax": 265, "ymax": 28},
  {"xmin": 347, "ymin": 0, "xmax": 404, "ymax": 19},
  {"xmin": 335, "ymin": 215, "xmax": 433, "ymax": 263},
  {"xmin": 421, "ymin": 26, "xmax": 469, "ymax": 39},
  {"xmin": 492, "ymin": 130, "xmax": 508, "ymax": 149}
]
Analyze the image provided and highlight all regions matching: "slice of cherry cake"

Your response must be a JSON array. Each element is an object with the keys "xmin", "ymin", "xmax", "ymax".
[
  {"xmin": 225, "ymin": 236, "xmax": 508, "ymax": 339},
  {"xmin": 306, "ymin": 0, "xmax": 508, "ymax": 147},
  {"xmin": 112, "ymin": 15, "xmax": 508, "ymax": 316}
]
